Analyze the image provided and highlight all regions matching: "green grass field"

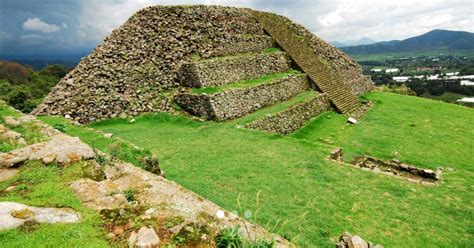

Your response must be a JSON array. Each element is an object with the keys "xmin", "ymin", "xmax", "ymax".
[{"xmin": 39, "ymin": 92, "xmax": 473, "ymax": 247}]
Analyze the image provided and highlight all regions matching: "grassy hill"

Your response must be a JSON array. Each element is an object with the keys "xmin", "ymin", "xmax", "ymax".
[{"xmin": 39, "ymin": 92, "xmax": 474, "ymax": 247}]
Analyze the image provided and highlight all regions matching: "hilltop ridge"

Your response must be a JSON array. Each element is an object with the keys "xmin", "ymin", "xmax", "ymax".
[{"xmin": 342, "ymin": 29, "xmax": 474, "ymax": 55}]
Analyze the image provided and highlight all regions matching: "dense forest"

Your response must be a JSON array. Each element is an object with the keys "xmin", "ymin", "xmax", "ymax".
[{"xmin": 0, "ymin": 61, "xmax": 68, "ymax": 113}]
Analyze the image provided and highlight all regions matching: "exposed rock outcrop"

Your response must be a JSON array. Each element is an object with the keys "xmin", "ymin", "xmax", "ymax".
[
  {"xmin": 0, "ymin": 202, "xmax": 81, "ymax": 231},
  {"xmin": 0, "ymin": 134, "xmax": 95, "ymax": 168}
]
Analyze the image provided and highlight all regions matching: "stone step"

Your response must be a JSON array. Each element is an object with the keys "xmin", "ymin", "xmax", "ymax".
[
  {"xmin": 245, "ymin": 92, "xmax": 332, "ymax": 135},
  {"xmin": 174, "ymin": 74, "xmax": 310, "ymax": 121},
  {"xmin": 178, "ymin": 50, "xmax": 291, "ymax": 88},
  {"xmin": 253, "ymin": 12, "xmax": 361, "ymax": 114}
]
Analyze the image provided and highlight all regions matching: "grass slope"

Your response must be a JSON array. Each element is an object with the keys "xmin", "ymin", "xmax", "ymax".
[{"xmin": 41, "ymin": 92, "xmax": 473, "ymax": 247}]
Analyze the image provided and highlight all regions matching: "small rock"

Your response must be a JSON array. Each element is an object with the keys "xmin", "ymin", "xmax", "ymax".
[
  {"xmin": 128, "ymin": 227, "xmax": 160, "ymax": 248},
  {"xmin": 337, "ymin": 231, "xmax": 383, "ymax": 248},
  {"xmin": 349, "ymin": 235, "xmax": 369, "ymax": 248},
  {"xmin": 2, "ymin": 130, "xmax": 21, "ymax": 139},
  {"xmin": 113, "ymin": 225, "xmax": 124, "ymax": 235},
  {"xmin": 330, "ymin": 147, "xmax": 344, "ymax": 162},
  {"xmin": 399, "ymin": 163, "xmax": 409, "ymax": 170},
  {"xmin": 42, "ymin": 153, "xmax": 57, "ymax": 164},
  {"xmin": 422, "ymin": 169, "xmax": 434, "ymax": 174},
  {"xmin": 4, "ymin": 117, "xmax": 21, "ymax": 127},
  {"xmin": 107, "ymin": 232, "xmax": 117, "ymax": 240},
  {"xmin": 17, "ymin": 138, "xmax": 27, "ymax": 146},
  {"xmin": 5, "ymin": 186, "xmax": 15, "ymax": 192},
  {"xmin": 347, "ymin": 117, "xmax": 358, "ymax": 124},
  {"xmin": 65, "ymin": 114, "xmax": 72, "ymax": 119},
  {"xmin": 103, "ymin": 133, "xmax": 113, "ymax": 138},
  {"xmin": 0, "ymin": 168, "xmax": 19, "ymax": 182},
  {"xmin": 144, "ymin": 208, "xmax": 156, "ymax": 215},
  {"xmin": 129, "ymin": 119, "xmax": 136, "ymax": 123},
  {"xmin": 0, "ymin": 124, "xmax": 7, "ymax": 133}
]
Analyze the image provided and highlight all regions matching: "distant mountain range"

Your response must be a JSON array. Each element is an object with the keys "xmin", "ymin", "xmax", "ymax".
[
  {"xmin": 340, "ymin": 29, "xmax": 474, "ymax": 55},
  {"xmin": 330, "ymin": 37, "xmax": 377, "ymax": 47},
  {"xmin": 0, "ymin": 51, "xmax": 91, "ymax": 70}
]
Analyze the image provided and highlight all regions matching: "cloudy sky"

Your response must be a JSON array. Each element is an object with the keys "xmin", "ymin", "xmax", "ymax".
[{"xmin": 0, "ymin": 0, "xmax": 473, "ymax": 56}]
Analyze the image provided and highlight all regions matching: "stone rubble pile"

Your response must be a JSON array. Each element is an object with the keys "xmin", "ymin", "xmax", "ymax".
[
  {"xmin": 33, "ymin": 6, "xmax": 270, "ymax": 123},
  {"xmin": 33, "ymin": 5, "xmax": 372, "ymax": 123}
]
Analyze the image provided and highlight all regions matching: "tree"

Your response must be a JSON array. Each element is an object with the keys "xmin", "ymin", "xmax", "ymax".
[
  {"xmin": 40, "ymin": 64, "xmax": 69, "ymax": 78},
  {"xmin": 0, "ymin": 61, "xmax": 29, "ymax": 84}
]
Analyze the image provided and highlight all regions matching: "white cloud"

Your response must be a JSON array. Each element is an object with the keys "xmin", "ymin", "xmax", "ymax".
[
  {"xmin": 22, "ymin": 17, "xmax": 61, "ymax": 33},
  {"xmin": 318, "ymin": 10, "xmax": 344, "ymax": 27}
]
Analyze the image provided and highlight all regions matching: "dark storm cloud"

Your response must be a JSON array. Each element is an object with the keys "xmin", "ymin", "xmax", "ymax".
[{"xmin": 0, "ymin": 0, "xmax": 473, "ymax": 55}]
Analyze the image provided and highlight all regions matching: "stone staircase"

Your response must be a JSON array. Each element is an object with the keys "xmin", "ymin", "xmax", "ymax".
[
  {"xmin": 174, "ymin": 15, "xmax": 367, "ymax": 134},
  {"xmin": 252, "ymin": 11, "xmax": 362, "ymax": 114}
]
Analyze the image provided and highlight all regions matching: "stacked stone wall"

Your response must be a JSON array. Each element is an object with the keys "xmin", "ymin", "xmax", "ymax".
[
  {"xmin": 178, "ymin": 51, "xmax": 290, "ymax": 87},
  {"xmin": 246, "ymin": 93, "xmax": 331, "ymax": 134},
  {"xmin": 175, "ymin": 75, "xmax": 310, "ymax": 120}
]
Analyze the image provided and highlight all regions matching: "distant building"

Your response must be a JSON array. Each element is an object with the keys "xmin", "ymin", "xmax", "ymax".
[
  {"xmin": 427, "ymin": 74, "xmax": 440, "ymax": 80},
  {"xmin": 385, "ymin": 68, "xmax": 399, "ymax": 73},
  {"xmin": 371, "ymin": 68, "xmax": 382, "ymax": 72},
  {"xmin": 460, "ymin": 80, "xmax": 474, "ymax": 86},
  {"xmin": 457, "ymin": 97, "xmax": 474, "ymax": 103},
  {"xmin": 417, "ymin": 67, "xmax": 431, "ymax": 71},
  {"xmin": 393, "ymin": 76, "xmax": 411, "ymax": 82},
  {"xmin": 445, "ymin": 72, "xmax": 460, "ymax": 76}
]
